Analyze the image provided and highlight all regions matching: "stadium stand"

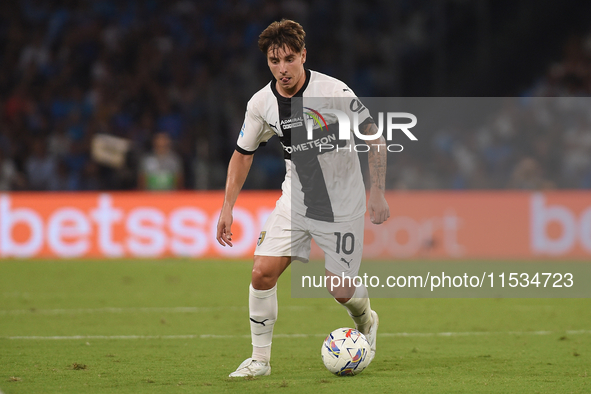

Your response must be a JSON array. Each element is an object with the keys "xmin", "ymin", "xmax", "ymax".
[{"xmin": 1, "ymin": 0, "xmax": 591, "ymax": 191}]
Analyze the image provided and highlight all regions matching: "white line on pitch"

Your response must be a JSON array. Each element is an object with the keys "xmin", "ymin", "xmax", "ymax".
[
  {"xmin": 0, "ymin": 305, "xmax": 320, "ymax": 316},
  {"xmin": 4, "ymin": 330, "xmax": 591, "ymax": 341}
]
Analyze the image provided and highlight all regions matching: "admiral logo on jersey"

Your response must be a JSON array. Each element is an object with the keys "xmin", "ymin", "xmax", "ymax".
[{"xmin": 280, "ymin": 116, "xmax": 304, "ymax": 130}]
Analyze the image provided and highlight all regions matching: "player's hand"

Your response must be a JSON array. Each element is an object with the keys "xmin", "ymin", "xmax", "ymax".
[
  {"xmin": 368, "ymin": 190, "xmax": 390, "ymax": 225},
  {"xmin": 216, "ymin": 208, "xmax": 234, "ymax": 247}
]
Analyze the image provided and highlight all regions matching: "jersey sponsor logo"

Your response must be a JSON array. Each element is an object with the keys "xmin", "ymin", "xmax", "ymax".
[
  {"xmin": 269, "ymin": 121, "xmax": 278, "ymax": 131},
  {"xmin": 284, "ymin": 133, "xmax": 337, "ymax": 154},
  {"xmin": 257, "ymin": 231, "xmax": 266, "ymax": 246},
  {"xmin": 281, "ymin": 117, "xmax": 304, "ymax": 130}
]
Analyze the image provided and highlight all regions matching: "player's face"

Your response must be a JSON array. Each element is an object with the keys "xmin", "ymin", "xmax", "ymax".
[{"xmin": 267, "ymin": 45, "xmax": 307, "ymax": 97}]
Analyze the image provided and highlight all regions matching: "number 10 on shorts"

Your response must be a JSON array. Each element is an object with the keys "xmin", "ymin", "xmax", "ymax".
[{"xmin": 334, "ymin": 232, "xmax": 355, "ymax": 255}]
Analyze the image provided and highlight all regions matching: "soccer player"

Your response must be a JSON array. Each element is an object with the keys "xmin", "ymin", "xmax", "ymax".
[{"xmin": 216, "ymin": 19, "xmax": 390, "ymax": 377}]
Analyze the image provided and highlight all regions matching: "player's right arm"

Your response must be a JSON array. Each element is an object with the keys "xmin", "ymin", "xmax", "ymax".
[
  {"xmin": 216, "ymin": 151, "xmax": 254, "ymax": 247},
  {"xmin": 216, "ymin": 95, "xmax": 274, "ymax": 247}
]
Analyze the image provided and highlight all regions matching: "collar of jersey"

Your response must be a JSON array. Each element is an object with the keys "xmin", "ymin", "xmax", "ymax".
[{"xmin": 270, "ymin": 69, "xmax": 311, "ymax": 101}]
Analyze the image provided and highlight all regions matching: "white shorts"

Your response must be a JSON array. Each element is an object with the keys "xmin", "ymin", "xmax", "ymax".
[{"xmin": 255, "ymin": 203, "xmax": 365, "ymax": 277}]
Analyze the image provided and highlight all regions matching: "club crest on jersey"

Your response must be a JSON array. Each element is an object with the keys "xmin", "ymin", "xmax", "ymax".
[{"xmin": 257, "ymin": 231, "xmax": 266, "ymax": 246}]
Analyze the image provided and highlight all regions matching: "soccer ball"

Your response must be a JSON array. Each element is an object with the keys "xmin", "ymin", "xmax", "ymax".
[{"xmin": 321, "ymin": 327, "xmax": 371, "ymax": 376}]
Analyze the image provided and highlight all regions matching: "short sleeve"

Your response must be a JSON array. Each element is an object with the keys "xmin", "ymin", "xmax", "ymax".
[
  {"xmin": 333, "ymin": 85, "xmax": 374, "ymax": 130},
  {"xmin": 236, "ymin": 99, "xmax": 275, "ymax": 155}
]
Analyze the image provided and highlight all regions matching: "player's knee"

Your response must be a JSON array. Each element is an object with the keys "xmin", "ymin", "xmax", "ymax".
[
  {"xmin": 334, "ymin": 296, "xmax": 351, "ymax": 304},
  {"xmin": 327, "ymin": 285, "xmax": 354, "ymax": 302},
  {"xmin": 251, "ymin": 267, "xmax": 277, "ymax": 290},
  {"xmin": 330, "ymin": 289, "xmax": 352, "ymax": 303}
]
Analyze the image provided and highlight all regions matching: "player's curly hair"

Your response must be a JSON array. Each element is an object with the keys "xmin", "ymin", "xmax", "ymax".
[{"xmin": 258, "ymin": 19, "xmax": 306, "ymax": 56}]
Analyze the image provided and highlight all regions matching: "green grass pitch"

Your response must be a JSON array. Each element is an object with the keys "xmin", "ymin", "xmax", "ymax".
[{"xmin": 0, "ymin": 260, "xmax": 589, "ymax": 393}]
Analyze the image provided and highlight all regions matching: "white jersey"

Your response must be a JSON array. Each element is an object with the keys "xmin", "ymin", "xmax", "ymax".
[{"xmin": 236, "ymin": 70, "xmax": 373, "ymax": 223}]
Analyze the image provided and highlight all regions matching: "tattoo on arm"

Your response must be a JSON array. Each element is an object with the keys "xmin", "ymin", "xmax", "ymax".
[{"xmin": 360, "ymin": 123, "xmax": 386, "ymax": 191}]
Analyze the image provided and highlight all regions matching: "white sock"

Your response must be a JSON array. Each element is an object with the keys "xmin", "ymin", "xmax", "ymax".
[
  {"xmin": 338, "ymin": 285, "xmax": 372, "ymax": 334},
  {"xmin": 249, "ymin": 283, "xmax": 277, "ymax": 363}
]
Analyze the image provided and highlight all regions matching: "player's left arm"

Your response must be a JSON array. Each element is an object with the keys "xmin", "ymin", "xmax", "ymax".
[{"xmin": 360, "ymin": 122, "xmax": 390, "ymax": 224}]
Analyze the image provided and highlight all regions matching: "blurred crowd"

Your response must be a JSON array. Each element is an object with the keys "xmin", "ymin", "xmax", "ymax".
[
  {"xmin": 388, "ymin": 33, "xmax": 591, "ymax": 190},
  {"xmin": 1, "ymin": 0, "xmax": 591, "ymax": 191},
  {"xmin": 388, "ymin": 95, "xmax": 591, "ymax": 190}
]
